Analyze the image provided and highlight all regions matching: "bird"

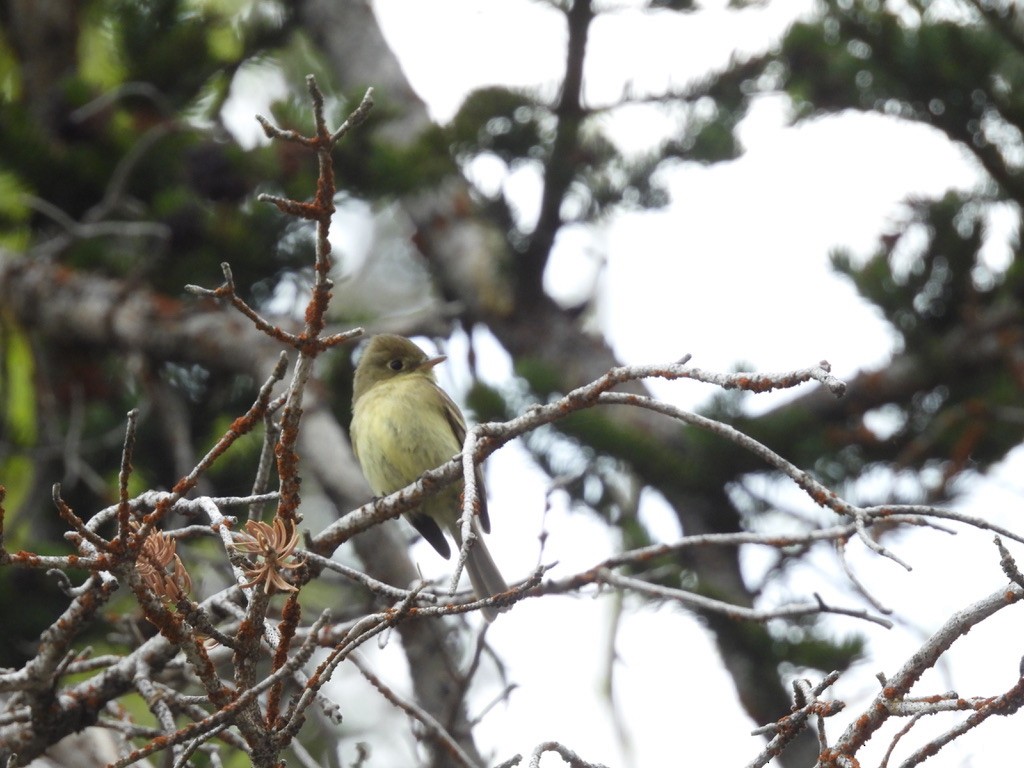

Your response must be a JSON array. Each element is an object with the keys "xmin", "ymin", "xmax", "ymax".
[{"xmin": 350, "ymin": 334, "xmax": 509, "ymax": 621}]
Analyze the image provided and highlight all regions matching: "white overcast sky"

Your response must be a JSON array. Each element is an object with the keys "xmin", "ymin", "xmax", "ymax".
[{"xmin": 229, "ymin": 1, "xmax": 1024, "ymax": 765}]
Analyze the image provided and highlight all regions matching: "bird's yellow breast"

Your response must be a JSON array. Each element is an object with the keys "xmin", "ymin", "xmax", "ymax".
[{"xmin": 350, "ymin": 374, "xmax": 461, "ymax": 497}]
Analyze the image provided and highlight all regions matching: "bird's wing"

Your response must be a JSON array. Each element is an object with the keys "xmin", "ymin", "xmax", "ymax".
[{"xmin": 436, "ymin": 384, "xmax": 490, "ymax": 533}]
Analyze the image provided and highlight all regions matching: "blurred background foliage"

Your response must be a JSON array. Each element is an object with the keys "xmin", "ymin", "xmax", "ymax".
[{"xmin": 0, "ymin": 0, "xmax": 1023, "ymax": 764}]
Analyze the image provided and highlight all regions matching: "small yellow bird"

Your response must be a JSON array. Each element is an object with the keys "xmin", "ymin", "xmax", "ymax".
[{"xmin": 350, "ymin": 334, "xmax": 508, "ymax": 620}]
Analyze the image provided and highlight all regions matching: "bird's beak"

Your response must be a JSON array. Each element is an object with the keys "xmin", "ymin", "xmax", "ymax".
[{"xmin": 419, "ymin": 354, "xmax": 447, "ymax": 371}]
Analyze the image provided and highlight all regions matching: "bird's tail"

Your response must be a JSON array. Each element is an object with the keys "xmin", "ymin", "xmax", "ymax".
[{"xmin": 452, "ymin": 519, "xmax": 509, "ymax": 622}]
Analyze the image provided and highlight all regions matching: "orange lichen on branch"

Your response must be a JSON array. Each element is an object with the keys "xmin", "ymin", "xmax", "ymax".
[
  {"xmin": 11, "ymin": 550, "xmax": 43, "ymax": 565},
  {"xmin": 139, "ymin": 495, "xmax": 177, "ymax": 537},
  {"xmin": 304, "ymin": 286, "xmax": 333, "ymax": 331},
  {"xmin": 313, "ymin": 137, "xmax": 336, "ymax": 206},
  {"xmin": 262, "ymin": 196, "xmax": 323, "ymax": 221},
  {"xmin": 808, "ymin": 487, "xmax": 838, "ymax": 507},
  {"xmin": 266, "ymin": 592, "xmax": 302, "ymax": 728}
]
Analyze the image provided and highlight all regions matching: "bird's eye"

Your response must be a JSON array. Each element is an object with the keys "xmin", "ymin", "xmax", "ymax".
[{"xmin": 389, "ymin": 359, "xmax": 403, "ymax": 371}]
